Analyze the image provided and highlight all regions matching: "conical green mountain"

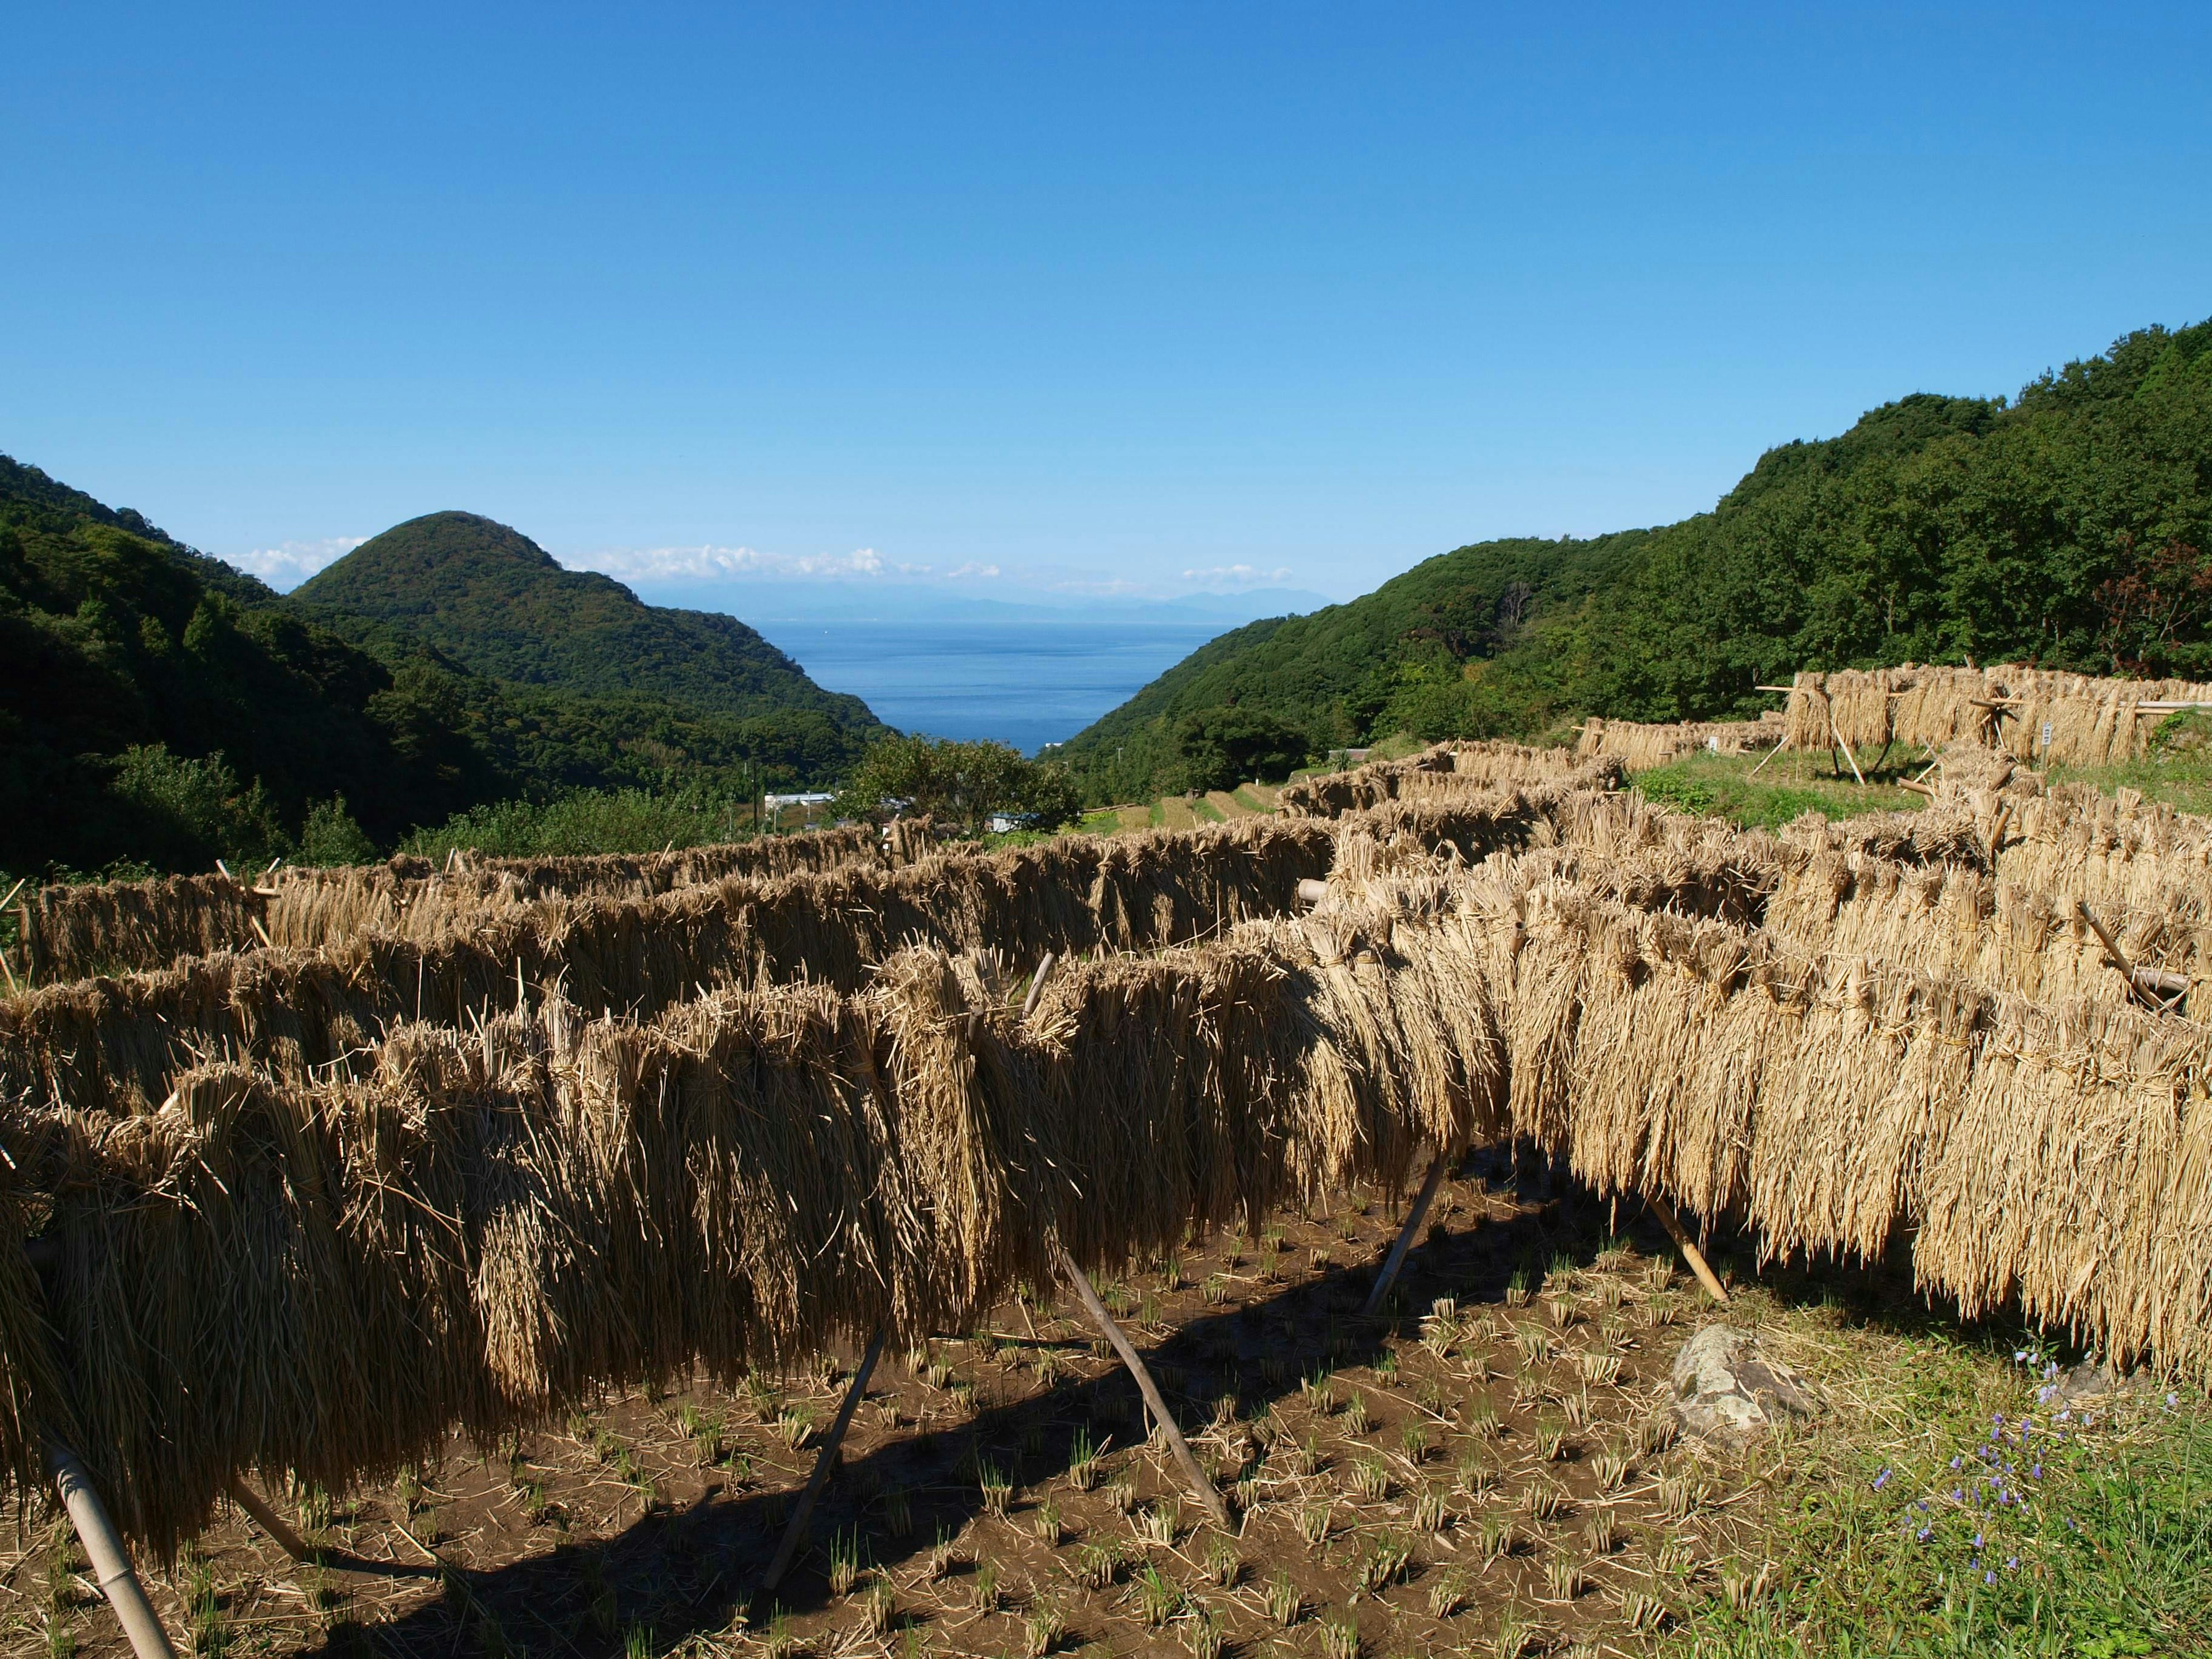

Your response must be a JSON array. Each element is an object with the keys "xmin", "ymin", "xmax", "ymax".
[{"xmin": 296, "ymin": 512, "xmax": 882, "ymax": 729}]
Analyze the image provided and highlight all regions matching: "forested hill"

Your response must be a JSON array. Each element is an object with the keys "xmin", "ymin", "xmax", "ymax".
[
  {"xmin": 0, "ymin": 468, "xmax": 885, "ymax": 876},
  {"xmin": 295, "ymin": 512, "xmax": 883, "ymax": 730},
  {"xmin": 1058, "ymin": 319, "xmax": 2212, "ymax": 802}
]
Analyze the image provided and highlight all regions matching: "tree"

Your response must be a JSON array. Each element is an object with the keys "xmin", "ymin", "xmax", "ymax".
[
  {"xmin": 1171, "ymin": 707, "xmax": 1309, "ymax": 793},
  {"xmin": 836, "ymin": 735, "xmax": 1083, "ymax": 837}
]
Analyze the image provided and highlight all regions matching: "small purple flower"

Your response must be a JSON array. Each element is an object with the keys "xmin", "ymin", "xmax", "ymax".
[
  {"xmin": 1985, "ymin": 1570, "xmax": 1997, "ymax": 1586},
  {"xmin": 2031, "ymin": 1464, "xmax": 2042, "ymax": 1479},
  {"xmin": 1973, "ymin": 1533, "xmax": 1983, "ymax": 1548},
  {"xmin": 2006, "ymin": 1556, "xmax": 2018, "ymax": 1571},
  {"xmin": 2013, "ymin": 1350, "xmax": 2029, "ymax": 1363},
  {"xmin": 1873, "ymin": 1467, "xmax": 1890, "ymax": 1491},
  {"xmin": 1951, "ymin": 1488, "xmax": 1964, "ymax": 1502},
  {"xmin": 1951, "ymin": 1455, "xmax": 1964, "ymax": 1470}
]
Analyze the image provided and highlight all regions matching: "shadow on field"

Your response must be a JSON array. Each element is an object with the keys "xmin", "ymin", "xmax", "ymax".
[{"xmin": 306, "ymin": 1143, "xmax": 1976, "ymax": 1659}]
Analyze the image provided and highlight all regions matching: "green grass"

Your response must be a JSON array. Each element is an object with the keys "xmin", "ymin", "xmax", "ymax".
[
  {"xmin": 1630, "ymin": 747, "xmax": 1923, "ymax": 830},
  {"xmin": 1232, "ymin": 786, "xmax": 1269, "ymax": 812},
  {"xmin": 1147, "ymin": 800, "xmax": 1166, "ymax": 829},
  {"xmin": 1190, "ymin": 797, "xmax": 1228, "ymax": 824},
  {"xmin": 1663, "ymin": 1358, "xmax": 2210, "ymax": 1658},
  {"xmin": 1077, "ymin": 809, "xmax": 1126, "ymax": 836},
  {"xmin": 400, "ymin": 786, "xmax": 763, "ymax": 861}
]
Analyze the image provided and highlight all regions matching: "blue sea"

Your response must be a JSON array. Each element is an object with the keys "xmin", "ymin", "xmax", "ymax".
[{"xmin": 753, "ymin": 618, "xmax": 1225, "ymax": 754}]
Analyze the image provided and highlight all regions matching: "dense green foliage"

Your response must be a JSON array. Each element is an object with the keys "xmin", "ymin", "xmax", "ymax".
[
  {"xmin": 1062, "ymin": 319, "xmax": 2212, "ymax": 801},
  {"xmin": 1, "ymin": 459, "xmax": 496, "ymax": 873},
  {"xmin": 833, "ymin": 734, "xmax": 1082, "ymax": 837},
  {"xmin": 399, "ymin": 783, "xmax": 764, "ymax": 862},
  {"xmin": 0, "ymin": 464, "xmax": 886, "ymax": 876},
  {"xmin": 296, "ymin": 512, "xmax": 882, "ymax": 729}
]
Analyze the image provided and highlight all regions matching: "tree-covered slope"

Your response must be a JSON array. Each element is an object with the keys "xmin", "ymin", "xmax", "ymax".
[
  {"xmin": 0, "ymin": 459, "xmax": 498, "ymax": 872},
  {"xmin": 294, "ymin": 512, "xmax": 885, "ymax": 732},
  {"xmin": 0, "ymin": 469, "xmax": 890, "ymax": 875},
  {"xmin": 1060, "ymin": 319, "xmax": 2212, "ymax": 801}
]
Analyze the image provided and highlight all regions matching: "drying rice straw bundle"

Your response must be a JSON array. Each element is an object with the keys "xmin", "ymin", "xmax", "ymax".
[
  {"xmin": 0, "ymin": 789, "xmax": 1592, "ymax": 1115},
  {"xmin": 1477, "ymin": 874, "xmax": 2212, "ymax": 1382},
  {"xmin": 1, "ymin": 888, "xmax": 1515, "ymax": 1555},
  {"xmin": 1786, "ymin": 663, "xmax": 2212, "ymax": 768},
  {"xmin": 1275, "ymin": 742, "xmax": 1620, "ymax": 818},
  {"xmin": 17, "ymin": 828, "xmax": 891, "ymax": 988},
  {"xmin": 1574, "ymin": 715, "xmax": 1781, "ymax": 771},
  {"xmin": 18, "ymin": 875, "xmax": 265, "ymax": 984}
]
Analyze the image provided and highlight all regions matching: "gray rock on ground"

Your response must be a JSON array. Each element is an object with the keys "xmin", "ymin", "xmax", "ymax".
[{"xmin": 1670, "ymin": 1324, "xmax": 1820, "ymax": 1444}]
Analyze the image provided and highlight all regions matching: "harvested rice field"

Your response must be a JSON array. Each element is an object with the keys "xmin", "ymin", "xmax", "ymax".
[
  {"xmin": 9, "ymin": 686, "xmax": 2212, "ymax": 1659},
  {"xmin": 10, "ymin": 1165, "xmax": 2203, "ymax": 1659}
]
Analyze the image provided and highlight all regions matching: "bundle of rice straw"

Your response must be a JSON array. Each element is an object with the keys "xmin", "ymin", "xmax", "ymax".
[
  {"xmin": 17, "ymin": 875, "xmax": 265, "ymax": 985},
  {"xmin": 1574, "ymin": 714, "xmax": 1782, "ymax": 771},
  {"xmin": 15, "ymin": 827, "xmax": 889, "ymax": 988},
  {"xmin": 1465, "ymin": 876, "xmax": 2212, "ymax": 1389},
  {"xmin": 0, "ymin": 897, "xmax": 1504, "ymax": 1554},
  {"xmin": 0, "ymin": 789, "xmax": 1595, "ymax": 1114},
  {"xmin": 1785, "ymin": 664, "xmax": 2212, "ymax": 768},
  {"xmin": 1276, "ymin": 742, "xmax": 1619, "ymax": 817}
]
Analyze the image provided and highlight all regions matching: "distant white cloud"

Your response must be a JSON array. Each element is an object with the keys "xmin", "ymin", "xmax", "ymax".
[
  {"xmin": 573, "ymin": 544, "xmax": 904, "ymax": 582},
  {"xmin": 571, "ymin": 544, "xmax": 1007, "ymax": 585},
  {"xmin": 1179, "ymin": 563, "xmax": 1295, "ymax": 589},
  {"xmin": 232, "ymin": 536, "xmax": 368, "ymax": 588}
]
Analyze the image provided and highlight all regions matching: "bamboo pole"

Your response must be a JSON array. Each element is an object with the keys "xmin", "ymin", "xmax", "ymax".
[
  {"xmin": 762, "ymin": 1327, "xmax": 888, "ymax": 1593},
  {"xmin": 1020, "ymin": 952, "xmax": 1058, "ymax": 1022},
  {"xmin": 0, "ymin": 877, "xmax": 22, "ymax": 995},
  {"xmin": 1361, "ymin": 1151, "xmax": 1449, "ymax": 1317},
  {"xmin": 1831, "ymin": 725, "xmax": 1867, "ymax": 787},
  {"xmin": 226, "ymin": 1476, "xmax": 316, "ymax": 1562},
  {"xmin": 2078, "ymin": 903, "xmax": 2189, "ymax": 1009},
  {"xmin": 47, "ymin": 1440, "xmax": 179, "ymax": 1659},
  {"xmin": 1644, "ymin": 1194, "xmax": 1729, "ymax": 1304},
  {"xmin": 1051, "ymin": 1241, "xmax": 1230, "ymax": 1528},
  {"xmin": 1745, "ymin": 736, "xmax": 1787, "ymax": 778}
]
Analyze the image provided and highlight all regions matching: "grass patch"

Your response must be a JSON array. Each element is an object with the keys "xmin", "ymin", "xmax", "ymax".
[
  {"xmin": 1077, "ymin": 809, "xmax": 1127, "ymax": 836},
  {"xmin": 402, "ymin": 786, "xmax": 762, "ymax": 860},
  {"xmin": 1631, "ymin": 747, "xmax": 1921, "ymax": 830},
  {"xmin": 1655, "ymin": 1278, "xmax": 2211, "ymax": 1659},
  {"xmin": 1232, "ymin": 785, "xmax": 1270, "ymax": 812},
  {"xmin": 1146, "ymin": 799, "xmax": 1166, "ymax": 829},
  {"xmin": 1190, "ymin": 797, "xmax": 1228, "ymax": 824}
]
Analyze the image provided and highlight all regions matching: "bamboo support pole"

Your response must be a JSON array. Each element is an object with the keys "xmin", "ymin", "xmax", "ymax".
[
  {"xmin": 1020, "ymin": 952, "xmax": 1058, "ymax": 1022},
  {"xmin": 1984, "ymin": 801, "xmax": 2012, "ymax": 869},
  {"xmin": 1361, "ymin": 1150, "xmax": 1449, "ymax": 1317},
  {"xmin": 1051, "ymin": 1240, "xmax": 1230, "ymax": 1529},
  {"xmin": 47, "ymin": 1440, "xmax": 179, "ymax": 1659},
  {"xmin": 762, "ymin": 1327, "xmax": 888, "ymax": 1593},
  {"xmin": 1644, "ymin": 1194, "xmax": 1729, "ymax": 1304},
  {"xmin": 1296, "ymin": 878, "xmax": 1330, "ymax": 907},
  {"xmin": 0, "ymin": 878, "xmax": 22, "ymax": 994},
  {"xmin": 1745, "ymin": 736, "xmax": 1787, "ymax": 778},
  {"xmin": 1831, "ymin": 725, "xmax": 1867, "ymax": 787},
  {"xmin": 2078, "ymin": 903, "xmax": 2189, "ymax": 1010},
  {"xmin": 226, "ymin": 1476, "xmax": 316, "ymax": 1563}
]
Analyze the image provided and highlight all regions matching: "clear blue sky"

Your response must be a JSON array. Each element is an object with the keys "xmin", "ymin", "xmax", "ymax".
[{"xmin": 5, "ymin": 4, "xmax": 2207, "ymax": 604}]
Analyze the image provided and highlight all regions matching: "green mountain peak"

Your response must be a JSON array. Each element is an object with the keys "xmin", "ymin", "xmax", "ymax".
[{"xmin": 296, "ymin": 510, "xmax": 883, "ymax": 730}]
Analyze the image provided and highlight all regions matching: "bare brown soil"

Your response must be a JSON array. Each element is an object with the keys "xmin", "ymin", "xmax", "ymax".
[{"xmin": 6, "ymin": 1158, "xmax": 1785, "ymax": 1659}]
